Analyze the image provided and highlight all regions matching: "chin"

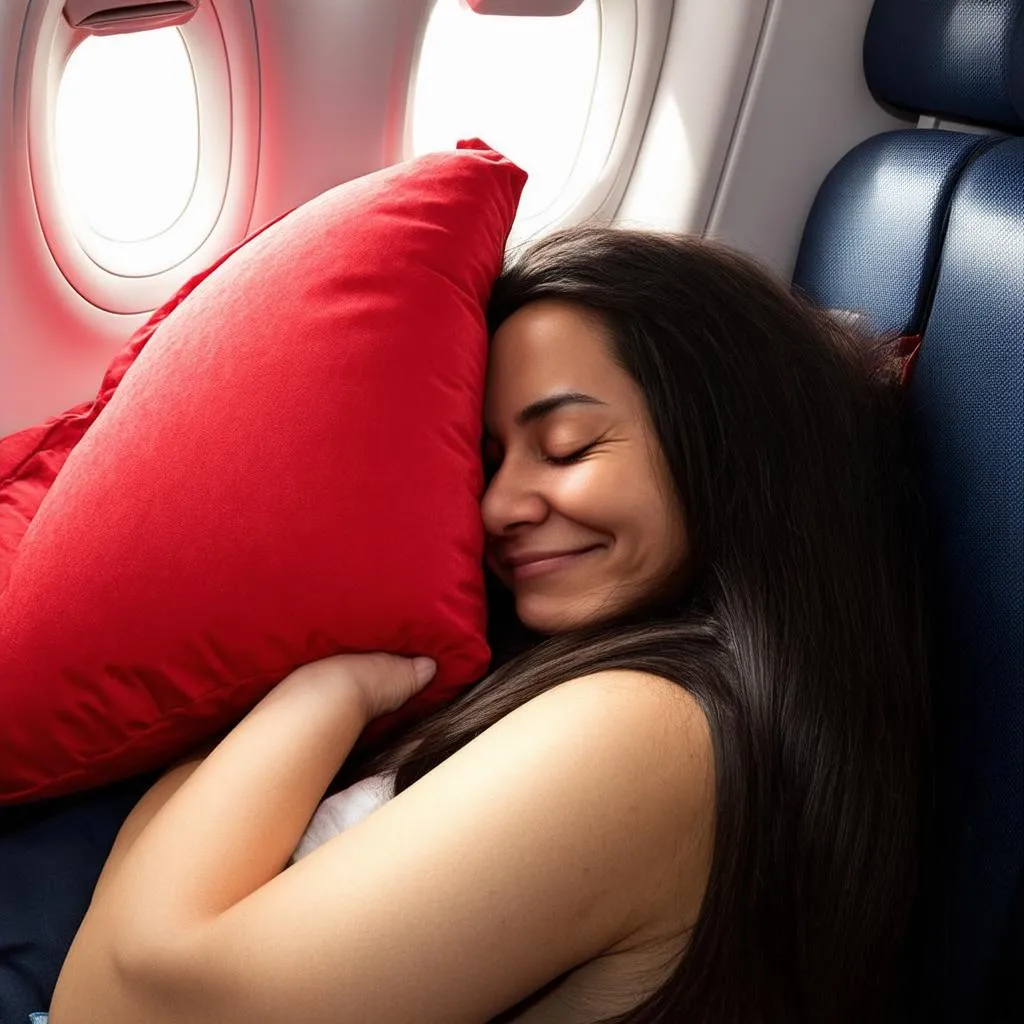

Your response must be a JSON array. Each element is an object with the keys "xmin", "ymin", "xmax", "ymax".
[{"xmin": 514, "ymin": 593, "xmax": 620, "ymax": 636}]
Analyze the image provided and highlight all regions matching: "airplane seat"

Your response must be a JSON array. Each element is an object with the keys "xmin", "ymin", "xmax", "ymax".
[{"xmin": 791, "ymin": 2, "xmax": 1023, "ymax": 1021}]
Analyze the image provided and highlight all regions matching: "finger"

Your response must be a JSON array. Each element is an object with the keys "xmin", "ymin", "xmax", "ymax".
[
  {"xmin": 382, "ymin": 655, "xmax": 435, "ymax": 705},
  {"xmin": 363, "ymin": 654, "xmax": 437, "ymax": 719},
  {"xmin": 411, "ymin": 657, "xmax": 437, "ymax": 687},
  {"xmin": 368, "ymin": 653, "xmax": 435, "ymax": 690}
]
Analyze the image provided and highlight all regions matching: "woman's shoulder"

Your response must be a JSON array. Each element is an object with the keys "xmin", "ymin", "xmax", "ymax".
[
  {"xmin": 544, "ymin": 667, "xmax": 704, "ymax": 715},
  {"xmin": 467, "ymin": 667, "xmax": 715, "ymax": 908},
  {"xmin": 471, "ymin": 670, "xmax": 714, "ymax": 1021},
  {"xmin": 465, "ymin": 667, "xmax": 714, "ymax": 826},
  {"xmin": 505, "ymin": 668, "xmax": 712, "ymax": 771}
]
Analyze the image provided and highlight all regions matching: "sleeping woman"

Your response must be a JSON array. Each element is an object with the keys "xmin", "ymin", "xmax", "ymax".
[{"xmin": 49, "ymin": 226, "xmax": 930, "ymax": 1024}]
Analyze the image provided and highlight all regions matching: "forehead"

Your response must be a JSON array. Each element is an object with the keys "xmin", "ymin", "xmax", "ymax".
[{"xmin": 485, "ymin": 299, "xmax": 636, "ymax": 423}]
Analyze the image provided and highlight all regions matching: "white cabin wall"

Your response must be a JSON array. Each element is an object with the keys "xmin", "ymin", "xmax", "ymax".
[
  {"xmin": 246, "ymin": 0, "xmax": 429, "ymax": 228},
  {"xmin": 704, "ymin": 0, "xmax": 913, "ymax": 278},
  {"xmin": 614, "ymin": 0, "xmax": 770, "ymax": 239},
  {"xmin": 616, "ymin": 0, "xmax": 911, "ymax": 277}
]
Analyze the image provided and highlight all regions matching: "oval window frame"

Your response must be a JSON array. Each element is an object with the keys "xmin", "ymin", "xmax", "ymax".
[
  {"xmin": 19, "ymin": 0, "xmax": 260, "ymax": 313},
  {"xmin": 54, "ymin": 26, "xmax": 201, "ymax": 247},
  {"xmin": 405, "ymin": 0, "xmax": 672, "ymax": 243}
]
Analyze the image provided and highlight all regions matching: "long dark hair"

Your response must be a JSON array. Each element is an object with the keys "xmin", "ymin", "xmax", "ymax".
[{"xmin": 344, "ymin": 227, "xmax": 931, "ymax": 1023}]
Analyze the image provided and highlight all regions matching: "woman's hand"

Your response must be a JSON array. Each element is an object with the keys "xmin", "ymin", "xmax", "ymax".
[{"xmin": 284, "ymin": 652, "xmax": 437, "ymax": 725}]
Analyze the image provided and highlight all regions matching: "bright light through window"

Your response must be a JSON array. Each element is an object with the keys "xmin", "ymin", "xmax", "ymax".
[
  {"xmin": 410, "ymin": 0, "xmax": 600, "ymax": 223},
  {"xmin": 55, "ymin": 28, "xmax": 198, "ymax": 243}
]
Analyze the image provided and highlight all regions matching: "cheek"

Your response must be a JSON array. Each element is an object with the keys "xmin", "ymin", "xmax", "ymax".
[
  {"xmin": 552, "ymin": 460, "xmax": 637, "ymax": 528},
  {"xmin": 609, "ymin": 471, "xmax": 686, "ymax": 570},
  {"xmin": 562, "ymin": 470, "xmax": 682, "ymax": 579}
]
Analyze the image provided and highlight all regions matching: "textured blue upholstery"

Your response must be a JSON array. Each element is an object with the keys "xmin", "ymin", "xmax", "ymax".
[
  {"xmin": 794, "ymin": 115, "xmax": 1023, "ymax": 1024},
  {"xmin": 864, "ymin": 0, "xmax": 1024, "ymax": 130},
  {"xmin": 908, "ymin": 137, "xmax": 1024, "ymax": 1023},
  {"xmin": 793, "ymin": 129, "xmax": 994, "ymax": 335}
]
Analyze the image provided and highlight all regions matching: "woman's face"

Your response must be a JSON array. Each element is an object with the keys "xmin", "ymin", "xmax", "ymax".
[{"xmin": 482, "ymin": 299, "xmax": 689, "ymax": 634}]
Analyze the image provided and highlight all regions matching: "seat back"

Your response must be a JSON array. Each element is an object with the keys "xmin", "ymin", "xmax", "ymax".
[{"xmin": 793, "ymin": 3, "xmax": 1023, "ymax": 1020}]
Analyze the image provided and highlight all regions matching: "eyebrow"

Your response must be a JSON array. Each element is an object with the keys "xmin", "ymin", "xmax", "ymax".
[{"xmin": 515, "ymin": 391, "xmax": 606, "ymax": 427}]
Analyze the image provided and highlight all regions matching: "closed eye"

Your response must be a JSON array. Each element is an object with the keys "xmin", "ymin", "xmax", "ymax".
[{"xmin": 545, "ymin": 442, "xmax": 597, "ymax": 466}]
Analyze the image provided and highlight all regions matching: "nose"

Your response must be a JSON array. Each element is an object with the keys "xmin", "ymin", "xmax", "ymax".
[{"xmin": 480, "ymin": 454, "xmax": 549, "ymax": 536}]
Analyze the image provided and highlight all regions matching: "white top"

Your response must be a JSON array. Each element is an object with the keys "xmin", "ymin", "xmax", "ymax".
[{"xmin": 290, "ymin": 770, "xmax": 398, "ymax": 863}]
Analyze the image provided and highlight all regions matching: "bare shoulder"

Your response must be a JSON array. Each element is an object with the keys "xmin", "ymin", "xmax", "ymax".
[
  {"xmin": 457, "ymin": 668, "xmax": 716, "ymax": 938},
  {"xmin": 535, "ymin": 667, "xmax": 708, "ymax": 724},
  {"xmin": 477, "ymin": 667, "xmax": 714, "ymax": 811},
  {"xmin": 528, "ymin": 667, "xmax": 714, "ymax": 810},
  {"xmin": 496, "ymin": 667, "xmax": 713, "ymax": 784}
]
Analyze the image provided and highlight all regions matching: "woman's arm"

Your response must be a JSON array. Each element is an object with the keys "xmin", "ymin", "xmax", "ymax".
[
  {"xmin": 72, "ymin": 653, "xmax": 429, "ymax": 941},
  {"xmin": 52, "ymin": 661, "xmax": 713, "ymax": 1024},
  {"xmin": 89, "ymin": 739, "xmax": 219, "ymax": 907}
]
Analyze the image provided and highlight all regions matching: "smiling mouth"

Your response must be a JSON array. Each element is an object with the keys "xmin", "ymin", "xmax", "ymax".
[{"xmin": 505, "ymin": 546, "xmax": 602, "ymax": 582}]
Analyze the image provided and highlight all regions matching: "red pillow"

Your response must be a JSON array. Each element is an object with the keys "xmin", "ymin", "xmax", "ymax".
[{"xmin": 0, "ymin": 140, "xmax": 525, "ymax": 804}]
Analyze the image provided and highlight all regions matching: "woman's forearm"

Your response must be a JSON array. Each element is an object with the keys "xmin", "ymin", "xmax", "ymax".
[{"xmin": 102, "ymin": 665, "xmax": 367, "ymax": 940}]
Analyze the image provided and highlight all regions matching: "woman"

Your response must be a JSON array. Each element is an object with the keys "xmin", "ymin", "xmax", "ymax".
[{"xmin": 49, "ymin": 227, "xmax": 930, "ymax": 1024}]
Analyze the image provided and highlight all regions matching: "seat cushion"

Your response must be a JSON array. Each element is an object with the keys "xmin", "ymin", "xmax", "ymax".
[
  {"xmin": 906, "ymin": 136, "xmax": 1024, "ymax": 1022},
  {"xmin": 0, "ymin": 140, "xmax": 525, "ymax": 804},
  {"xmin": 793, "ymin": 129, "xmax": 995, "ymax": 336}
]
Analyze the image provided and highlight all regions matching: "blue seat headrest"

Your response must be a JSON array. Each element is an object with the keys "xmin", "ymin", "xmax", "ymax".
[
  {"xmin": 865, "ymin": 0, "xmax": 1024, "ymax": 130},
  {"xmin": 793, "ymin": 129, "xmax": 995, "ymax": 336}
]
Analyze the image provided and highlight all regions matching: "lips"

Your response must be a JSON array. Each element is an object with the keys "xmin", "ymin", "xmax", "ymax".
[{"xmin": 498, "ymin": 545, "xmax": 602, "ymax": 581}]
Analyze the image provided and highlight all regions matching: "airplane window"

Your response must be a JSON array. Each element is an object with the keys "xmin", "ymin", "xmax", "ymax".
[
  {"xmin": 55, "ymin": 27, "xmax": 198, "ymax": 243},
  {"xmin": 410, "ymin": 0, "xmax": 600, "ymax": 225}
]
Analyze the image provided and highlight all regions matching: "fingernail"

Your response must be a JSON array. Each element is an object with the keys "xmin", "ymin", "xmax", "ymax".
[{"xmin": 412, "ymin": 657, "xmax": 437, "ymax": 685}]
